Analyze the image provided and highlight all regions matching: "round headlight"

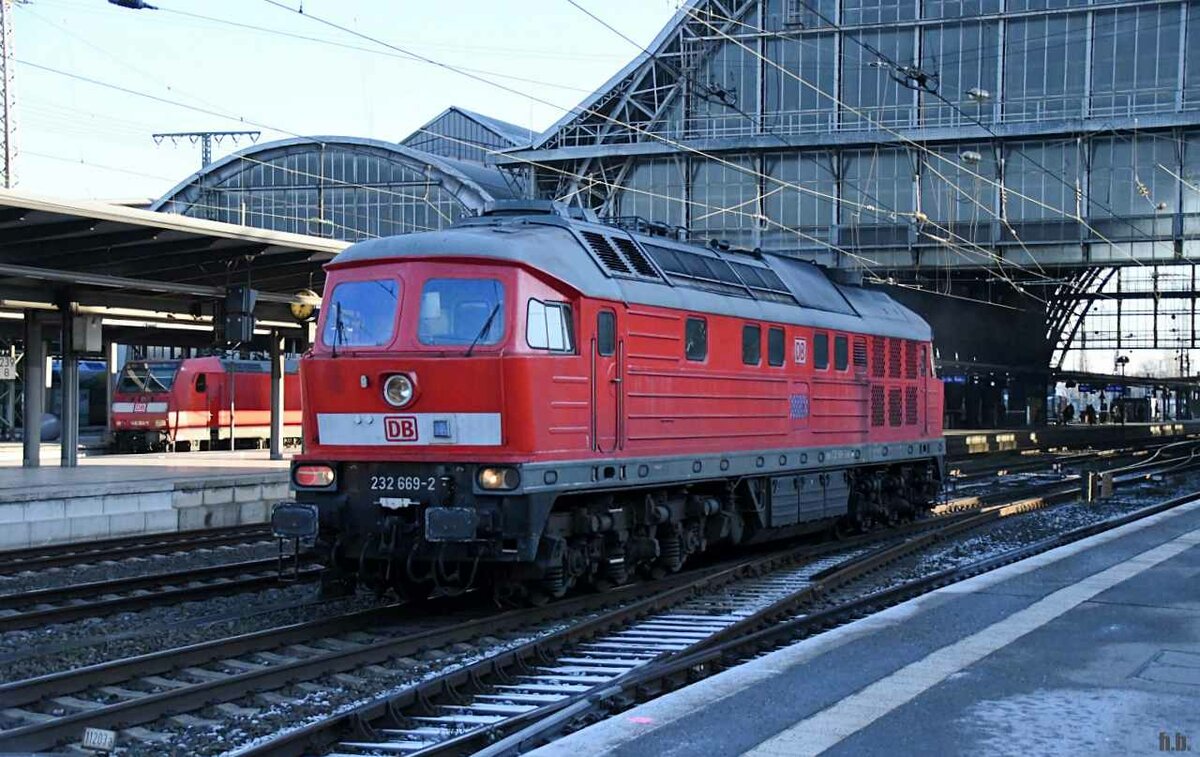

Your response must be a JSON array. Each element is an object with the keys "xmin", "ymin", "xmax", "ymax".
[
  {"xmin": 478, "ymin": 467, "xmax": 520, "ymax": 490},
  {"xmin": 383, "ymin": 374, "xmax": 414, "ymax": 408}
]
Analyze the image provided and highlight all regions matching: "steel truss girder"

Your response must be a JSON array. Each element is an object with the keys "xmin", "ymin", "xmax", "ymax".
[{"xmin": 547, "ymin": 0, "xmax": 758, "ymax": 151}]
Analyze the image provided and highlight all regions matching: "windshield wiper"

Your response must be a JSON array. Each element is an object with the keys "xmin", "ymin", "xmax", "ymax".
[
  {"xmin": 464, "ymin": 302, "xmax": 501, "ymax": 358},
  {"xmin": 332, "ymin": 301, "xmax": 346, "ymax": 358}
]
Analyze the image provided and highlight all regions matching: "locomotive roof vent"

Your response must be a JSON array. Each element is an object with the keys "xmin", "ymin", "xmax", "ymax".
[{"xmin": 578, "ymin": 230, "xmax": 662, "ymax": 281}]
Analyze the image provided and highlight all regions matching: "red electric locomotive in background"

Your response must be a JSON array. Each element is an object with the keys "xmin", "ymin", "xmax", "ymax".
[
  {"xmin": 278, "ymin": 201, "xmax": 944, "ymax": 600},
  {"xmin": 112, "ymin": 356, "xmax": 302, "ymax": 452}
]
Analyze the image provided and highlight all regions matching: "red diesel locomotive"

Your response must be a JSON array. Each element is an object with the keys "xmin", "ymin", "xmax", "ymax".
[
  {"xmin": 113, "ymin": 356, "xmax": 302, "ymax": 452},
  {"xmin": 277, "ymin": 202, "xmax": 944, "ymax": 599}
]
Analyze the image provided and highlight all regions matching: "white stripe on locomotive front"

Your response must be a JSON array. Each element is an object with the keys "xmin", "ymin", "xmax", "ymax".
[
  {"xmin": 316, "ymin": 412, "xmax": 502, "ymax": 446},
  {"xmin": 112, "ymin": 402, "xmax": 169, "ymax": 413}
]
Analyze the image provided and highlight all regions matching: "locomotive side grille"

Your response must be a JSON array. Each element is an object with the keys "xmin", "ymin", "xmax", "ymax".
[
  {"xmin": 888, "ymin": 339, "xmax": 902, "ymax": 379},
  {"xmin": 905, "ymin": 340, "xmax": 919, "ymax": 379},
  {"xmin": 853, "ymin": 338, "xmax": 868, "ymax": 370},
  {"xmin": 888, "ymin": 387, "xmax": 903, "ymax": 427},
  {"xmin": 871, "ymin": 385, "xmax": 885, "ymax": 427},
  {"xmin": 905, "ymin": 386, "xmax": 919, "ymax": 425},
  {"xmin": 871, "ymin": 338, "xmax": 885, "ymax": 378},
  {"xmin": 612, "ymin": 236, "xmax": 661, "ymax": 278},
  {"xmin": 581, "ymin": 231, "xmax": 632, "ymax": 274}
]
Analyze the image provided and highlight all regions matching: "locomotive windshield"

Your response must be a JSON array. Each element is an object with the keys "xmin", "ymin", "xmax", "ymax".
[
  {"xmin": 117, "ymin": 361, "xmax": 178, "ymax": 394},
  {"xmin": 322, "ymin": 279, "xmax": 400, "ymax": 348},
  {"xmin": 418, "ymin": 278, "xmax": 505, "ymax": 347}
]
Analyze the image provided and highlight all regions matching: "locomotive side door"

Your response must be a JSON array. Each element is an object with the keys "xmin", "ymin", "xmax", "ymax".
[
  {"xmin": 592, "ymin": 308, "xmax": 621, "ymax": 452},
  {"xmin": 919, "ymin": 343, "xmax": 930, "ymax": 436}
]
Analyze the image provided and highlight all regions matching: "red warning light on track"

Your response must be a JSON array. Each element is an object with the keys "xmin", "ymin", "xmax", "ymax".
[{"xmin": 384, "ymin": 416, "xmax": 419, "ymax": 442}]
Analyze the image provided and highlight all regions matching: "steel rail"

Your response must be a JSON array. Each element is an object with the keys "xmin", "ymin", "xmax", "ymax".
[
  {"xmin": 13, "ymin": 445, "xmax": 1199, "ymax": 754},
  {"xmin": 405, "ymin": 490, "xmax": 1200, "ymax": 757},
  {"xmin": 0, "ymin": 515, "xmax": 965, "ymax": 754},
  {"xmin": 0, "ymin": 557, "xmax": 317, "ymax": 632},
  {"xmin": 0, "ymin": 525, "xmax": 272, "ymax": 575},
  {"xmin": 470, "ymin": 489, "xmax": 1200, "ymax": 757},
  {"xmin": 226, "ymin": 511, "xmax": 999, "ymax": 757},
  {"xmin": 243, "ymin": 453, "xmax": 1200, "ymax": 757}
]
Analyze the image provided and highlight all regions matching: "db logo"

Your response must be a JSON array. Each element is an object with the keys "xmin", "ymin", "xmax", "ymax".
[
  {"xmin": 384, "ymin": 415, "xmax": 419, "ymax": 442},
  {"xmin": 132, "ymin": 402, "xmax": 148, "ymax": 413}
]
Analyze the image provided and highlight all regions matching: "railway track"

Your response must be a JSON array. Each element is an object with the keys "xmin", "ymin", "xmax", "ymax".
[
  {"xmin": 0, "ymin": 556, "xmax": 317, "ymax": 633},
  {"xmin": 0, "ymin": 513, "xmax": 975, "ymax": 754},
  {"xmin": 228, "ymin": 504, "xmax": 1038, "ymax": 757},
  {"xmin": 6, "ymin": 444, "xmax": 1197, "ymax": 754},
  {"xmin": 254, "ymin": 491, "xmax": 1198, "ymax": 757},
  {"xmin": 946, "ymin": 435, "xmax": 1198, "ymax": 485},
  {"xmin": 0, "ymin": 525, "xmax": 273, "ymax": 576}
]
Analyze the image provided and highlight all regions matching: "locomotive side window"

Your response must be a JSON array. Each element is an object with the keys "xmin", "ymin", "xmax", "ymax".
[
  {"xmin": 419, "ymin": 278, "xmax": 504, "ymax": 347},
  {"xmin": 685, "ymin": 317, "xmax": 707, "ymax": 361},
  {"xmin": 742, "ymin": 324, "xmax": 761, "ymax": 365},
  {"xmin": 834, "ymin": 335, "xmax": 849, "ymax": 371},
  {"xmin": 526, "ymin": 299, "xmax": 575, "ymax": 352},
  {"xmin": 597, "ymin": 310, "xmax": 615, "ymax": 356},
  {"xmin": 195, "ymin": 373, "xmax": 207, "ymax": 393},
  {"xmin": 323, "ymin": 279, "xmax": 399, "ymax": 348},
  {"xmin": 768, "ymin": 327, "xmax": 785, "ymax": 366},
  {"xmin": 814, "ymin": 332, "xmax": 829, "ymax": 370}
]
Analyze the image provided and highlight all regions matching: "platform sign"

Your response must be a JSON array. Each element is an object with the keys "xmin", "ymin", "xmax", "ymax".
[
  {"xmin": 0, "ymin": 356, "xmax": 15, "ymax": 381},
  {"xmin": 1105, "ymin": 385, "xmax": 1127, "ymax": 395}
]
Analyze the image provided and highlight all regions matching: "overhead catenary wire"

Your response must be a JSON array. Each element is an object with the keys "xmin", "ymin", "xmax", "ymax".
[
  {"xmin": 255, "ymin": 0, "xmax": 915, "ymax": 226},
  {"xmin": 686, "ymin": 4, "xmax": 1152, "ymax": 285},
  {"xmin": 23, "ymin": 1, "xmax": 1049, "ymax": 311},
  {"xmin": 778, "ymin": 0, "xmax": 1161, "ymax": 268},
  {"xmin": 668, "ymin": 4, "xmax": 1058, "ymax": 294},
  {"xmin": 408, "ymin": 125, "xmax": 1025, "ymax": 311},
  {"xmin": 559, "ymin": 0, "xmax": 1041, "ymax": 302}
]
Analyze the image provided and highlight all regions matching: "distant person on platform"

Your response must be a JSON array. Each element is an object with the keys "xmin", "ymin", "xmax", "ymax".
[
  {"xmin": 1063, "ymin": 404, "xmax": 1075, "ymax": 425},
  {"xmin": 1084, "ymin": 403, "xmax": 1097, "ymax": 425}
]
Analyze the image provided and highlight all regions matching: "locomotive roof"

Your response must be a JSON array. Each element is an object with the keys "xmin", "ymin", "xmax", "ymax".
[{"xmin": 331, "ymin": 203, "xmax": 931, "ymax": 342}]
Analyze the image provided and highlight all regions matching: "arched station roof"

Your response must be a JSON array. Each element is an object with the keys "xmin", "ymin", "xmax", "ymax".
[{"xmin": 152, "ymin": 136, "xmax": 522, "ymax": 242}]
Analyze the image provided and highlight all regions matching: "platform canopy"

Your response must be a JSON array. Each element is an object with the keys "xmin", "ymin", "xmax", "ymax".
[{"xmin": 0, "ymin": 187, "xmax": 347, "ymax": 322}]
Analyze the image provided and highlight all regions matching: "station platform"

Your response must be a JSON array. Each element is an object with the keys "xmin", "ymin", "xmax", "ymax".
[
  {"xmin": 0, "ymin": 450, "xmax": 290, "ymax": 550},
  {"xmin": 536, "ymin": 498, "xmax": 1200, "ymax": 756},
  {"xmin": 945, "ymin": 420, "xmax": 1200, "ymax": 458}
]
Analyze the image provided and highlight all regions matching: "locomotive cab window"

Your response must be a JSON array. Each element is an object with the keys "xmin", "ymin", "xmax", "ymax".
[
  {"xmin": 526, "ymin": 299, "xmax": 574, "ymax": 352},
  {"xmin": 194, "ymin": 373, "xmax": 207, "ymax": 393},
  {"xmin": 597, "ymin": 310, "xmax": 615, "ymax": 356},
  {"xmin": 814, "ymin": 332, "xmax": 829, "ymax": 370},
  {"xmin": 768, "ymin": 327, "xmax": 785, "ymax": 366},
  {"xmin": 742, "ymin": 324, "xmax": 761, "ymax": 365},
  {"xmin": 834, "ymin": 335, "xmax": 849, "ymax": 371},
  {"xmin": 117, "ymin": 361, "xmax": 178, "ymax": 393},
  {"xmin": 685, "ymin": 317, "xmax": 707, "ymax": 361},
  {"xmin": 323, "ymin": 279, "xmax": 399, "ymax": 348},
  {"xmin": 418, "ymin": 278, "xmax": 504, "ymax": 347}
]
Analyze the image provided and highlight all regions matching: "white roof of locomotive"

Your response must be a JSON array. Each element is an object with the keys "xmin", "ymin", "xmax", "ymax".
[{"xmin": 331, "ymin": 207, "xmax": 932, "ymax": 342}]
